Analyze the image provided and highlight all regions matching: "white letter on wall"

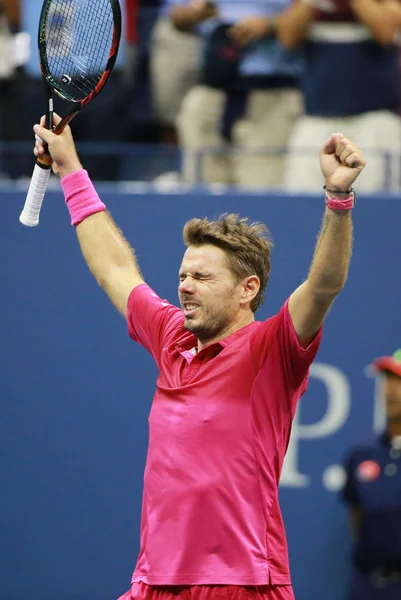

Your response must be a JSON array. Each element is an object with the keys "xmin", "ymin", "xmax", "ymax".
[{"xmin": 280, "ymin": 363, "xmax": 351, "ymax": 487}]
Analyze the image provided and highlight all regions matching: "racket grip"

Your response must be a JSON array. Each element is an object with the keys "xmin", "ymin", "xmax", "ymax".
[{"xmin": 19, "ymin": 162, "xmax": 51, "ymax": 227}]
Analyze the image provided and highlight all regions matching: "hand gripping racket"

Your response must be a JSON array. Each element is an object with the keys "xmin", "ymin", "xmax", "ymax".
[{"xmin": 19, "ymin": 0, "xmax": 122, "ymax": 227}]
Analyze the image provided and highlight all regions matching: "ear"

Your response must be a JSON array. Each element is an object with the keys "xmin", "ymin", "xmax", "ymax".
[{"xmin": 239, "ymin": 275, "xmax": 260, "ymax": 308}]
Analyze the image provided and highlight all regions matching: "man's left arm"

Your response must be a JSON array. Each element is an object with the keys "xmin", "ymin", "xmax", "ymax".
[{"xmin": 288, "ymin": 133, "xmax": 366, "ymax": 347}]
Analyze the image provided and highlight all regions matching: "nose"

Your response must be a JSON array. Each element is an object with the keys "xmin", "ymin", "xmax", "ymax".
[{"xmin": 178, "ymin": 276, "xmax": 196, "ymax": 295}]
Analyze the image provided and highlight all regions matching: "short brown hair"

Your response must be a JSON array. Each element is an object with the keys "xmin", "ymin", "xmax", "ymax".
[{"xmin": 183, "ymin": 213, "xmax": 273, "ymax": 312}]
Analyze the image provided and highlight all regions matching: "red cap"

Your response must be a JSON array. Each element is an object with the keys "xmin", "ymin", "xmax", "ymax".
[{"xmin": 372, "ymin": 349, "xmax": 401, "ymax": 378}]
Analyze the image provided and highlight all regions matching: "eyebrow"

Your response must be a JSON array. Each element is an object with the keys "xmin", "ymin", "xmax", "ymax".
[{"xmin": 178, "ymin": 270, "xmax": 211, "ymax": 278}]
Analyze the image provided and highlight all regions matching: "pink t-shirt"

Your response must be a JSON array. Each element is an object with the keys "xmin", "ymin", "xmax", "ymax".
[{"xmin": 127, "ymin": 284, "xmax": 322, "ymax": 586}]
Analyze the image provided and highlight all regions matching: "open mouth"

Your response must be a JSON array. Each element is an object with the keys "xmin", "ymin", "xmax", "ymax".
[{"xmin": 183, "ymin": 304, "xmax": 200, "ymax": 317}]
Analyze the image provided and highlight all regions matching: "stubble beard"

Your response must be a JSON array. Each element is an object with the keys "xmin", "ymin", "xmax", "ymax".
[{"xmin": 183, "ymin": 307, "xmax": 232, "ymax": 343}]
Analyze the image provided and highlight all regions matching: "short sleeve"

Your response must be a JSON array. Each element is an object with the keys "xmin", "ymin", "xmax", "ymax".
[
  {"xmin": 127, "ymin": 284, "xmax": 184, "ymax": 364},
  {"xmin": 251, "ymin": 299, "xmax": 322, "ymax": 392},
  {"xmin": 341, "ymin": 451, "xmax": 360, "ymax": 507}
]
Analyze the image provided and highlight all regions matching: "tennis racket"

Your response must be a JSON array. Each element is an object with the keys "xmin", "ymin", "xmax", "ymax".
[{"xmin": 19, "ymin": 0, "xmax": 122, "ymax": 227}]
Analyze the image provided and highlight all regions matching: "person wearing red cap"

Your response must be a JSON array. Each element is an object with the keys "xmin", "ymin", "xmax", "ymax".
[
  {"xmin": 341, "ymin": 350, "xmax": 401, "ymax": 600},
  {"xmin": 373, "ymin": 350, "xmax": 401, "ymax": 381}
]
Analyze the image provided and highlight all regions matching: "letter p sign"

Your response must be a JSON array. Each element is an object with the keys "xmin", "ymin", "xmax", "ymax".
[{"xmin": 280, "ymin": 363, "xmax": 351, "ymax": 488}]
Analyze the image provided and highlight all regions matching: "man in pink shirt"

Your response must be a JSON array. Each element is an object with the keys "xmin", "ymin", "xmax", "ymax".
[{"xmin": 33, "ymin": 115, "xmax": 366, "ymax": 599}]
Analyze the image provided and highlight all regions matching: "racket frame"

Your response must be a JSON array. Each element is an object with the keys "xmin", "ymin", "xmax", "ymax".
[
  {"xmin": 19, "ymin": 0, "xmax": 122, "ymax": 227},
  {"xmin": 38, "ymin": 0, "xmax": 122, "ymax": 134}
]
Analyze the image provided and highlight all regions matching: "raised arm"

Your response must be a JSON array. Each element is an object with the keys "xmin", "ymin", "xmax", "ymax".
[
  {"xmin": 33, "ymin": 116, "xmax": 144, "ymax": 318},
  {"xmin": 288, "ymin": 133, "xmax": 366, "ymax": 346}
]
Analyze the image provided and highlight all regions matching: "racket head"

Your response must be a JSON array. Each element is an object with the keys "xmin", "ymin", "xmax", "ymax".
[{"xmin": 38, "ymin": 0, "xmax": 122, "ymax": 107}]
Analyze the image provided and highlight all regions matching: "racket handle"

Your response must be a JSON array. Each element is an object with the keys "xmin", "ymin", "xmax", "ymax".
[{"xmin": 19, "ymin": 162, "xmax": 51, "ymax": 227}]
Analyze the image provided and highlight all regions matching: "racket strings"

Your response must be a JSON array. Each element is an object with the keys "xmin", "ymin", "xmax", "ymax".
[{"xmin": 45, "ymin": 0, "xmax": 115, "ymax": 101}]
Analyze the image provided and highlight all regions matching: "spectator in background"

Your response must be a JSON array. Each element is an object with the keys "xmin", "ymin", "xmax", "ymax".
[
  {"xmin": 174, "ymin": 0, "xmax": 303, "ymax": 189},
  {"xmin": 342, "ymin": 350, "xmax": 401, "ymax": 600},
  {"xmin": 341, "ymin": 349, "xmax": 401, "ymax": 600},
  {"xmin": 278, "ymin": 0, "xmax": 401, "ymax": 193},
  {"xmin": 150, "ymin": 0, "xmax": 202, "ymax": 145},
  {"xmin": 0, "ymin": 0, "xmax": 21, "ymax": 179}
]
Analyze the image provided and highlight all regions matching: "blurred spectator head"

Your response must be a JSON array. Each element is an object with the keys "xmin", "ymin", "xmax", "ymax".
[{"xmin": 372, "ymin": 350, "xmax": 401, "ymax": 420}]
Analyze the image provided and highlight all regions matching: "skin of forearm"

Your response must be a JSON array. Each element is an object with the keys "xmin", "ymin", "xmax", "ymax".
[
  {"xmin": 170, "ymin": 5, "xmax": 204, "ymax": 31},
  {"xmin": 277, "ymin": 2, "xmax": 314, "ymax": 49},
  {"xmin": 351, "ymin": 0, "xmax": 401, "ymax": 44},
  {"xmin": 1, "ymin": 0, "xmax": 20, "ymax": 26},
  {"xmin": 75, "ymin": 211, "xmax": 142, "ymax": 289},
  {"xmin": 307, "ymin": 209, "xmax": 353, "ymax": 297}
]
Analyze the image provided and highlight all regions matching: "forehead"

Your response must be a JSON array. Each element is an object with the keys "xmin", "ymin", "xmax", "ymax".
[
  {"xmin": 385, "ymin": 371, "xmax": 401, "ymax": 383},
  {"xmin": 179, "ymin": 244, "xmax": 230, "ymax": 273}
]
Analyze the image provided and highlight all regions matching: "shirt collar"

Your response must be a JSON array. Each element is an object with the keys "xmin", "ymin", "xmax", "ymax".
[{"xmin": 175, "ymin": 320, "xmax": 258, "ymax": 353}]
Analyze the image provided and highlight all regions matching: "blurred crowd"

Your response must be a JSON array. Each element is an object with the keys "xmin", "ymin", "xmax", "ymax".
[{"xmin": 1, "ymin": 0, "xmax": 401, "ymax": 190}]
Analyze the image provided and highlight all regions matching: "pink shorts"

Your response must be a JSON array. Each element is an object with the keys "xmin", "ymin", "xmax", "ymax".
[{"xmin": 118, "ymin": 582, "xmax": 295, "ymax": 600}]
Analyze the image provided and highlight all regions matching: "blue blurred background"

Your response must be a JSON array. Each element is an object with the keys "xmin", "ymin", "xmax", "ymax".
[{"xmin": 1, "ymin": 187, "xmax": 399, "ymax": 600}]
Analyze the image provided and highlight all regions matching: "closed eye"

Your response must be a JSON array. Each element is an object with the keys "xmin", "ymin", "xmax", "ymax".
[{"xmin": 179, "ymin": 272, "xmax": 211, "ymax": 282}]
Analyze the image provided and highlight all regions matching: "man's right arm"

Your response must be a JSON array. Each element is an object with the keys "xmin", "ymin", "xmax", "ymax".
[
  {"xmin": 33, "ymin": 116, "xmax": 144, "ymax": 318},
  {"xmin": 75, "ymin": 211, "xmax": 144, "ymax": 317}
]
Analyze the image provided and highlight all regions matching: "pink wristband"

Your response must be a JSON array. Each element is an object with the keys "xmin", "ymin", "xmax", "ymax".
[
  {"xmin": 325, "ymin": 189, "xmax": 356, "ymax": 211},
  {"xmin": 326, "ymin": 196, "xmax": 354, "ymax": 211},
  {"xmin": 61, "ymin": 169, "xmax": 106, "ymax": 226}
]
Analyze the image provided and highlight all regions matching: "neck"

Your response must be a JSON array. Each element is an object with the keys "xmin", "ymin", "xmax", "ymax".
[
  {"xmin": 387, "ymin": 419, "xmax": 401, "ymax": 438},
  {"xmin": 197, "ymin": 313, "xmax": 255, "ymax": 352}
]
